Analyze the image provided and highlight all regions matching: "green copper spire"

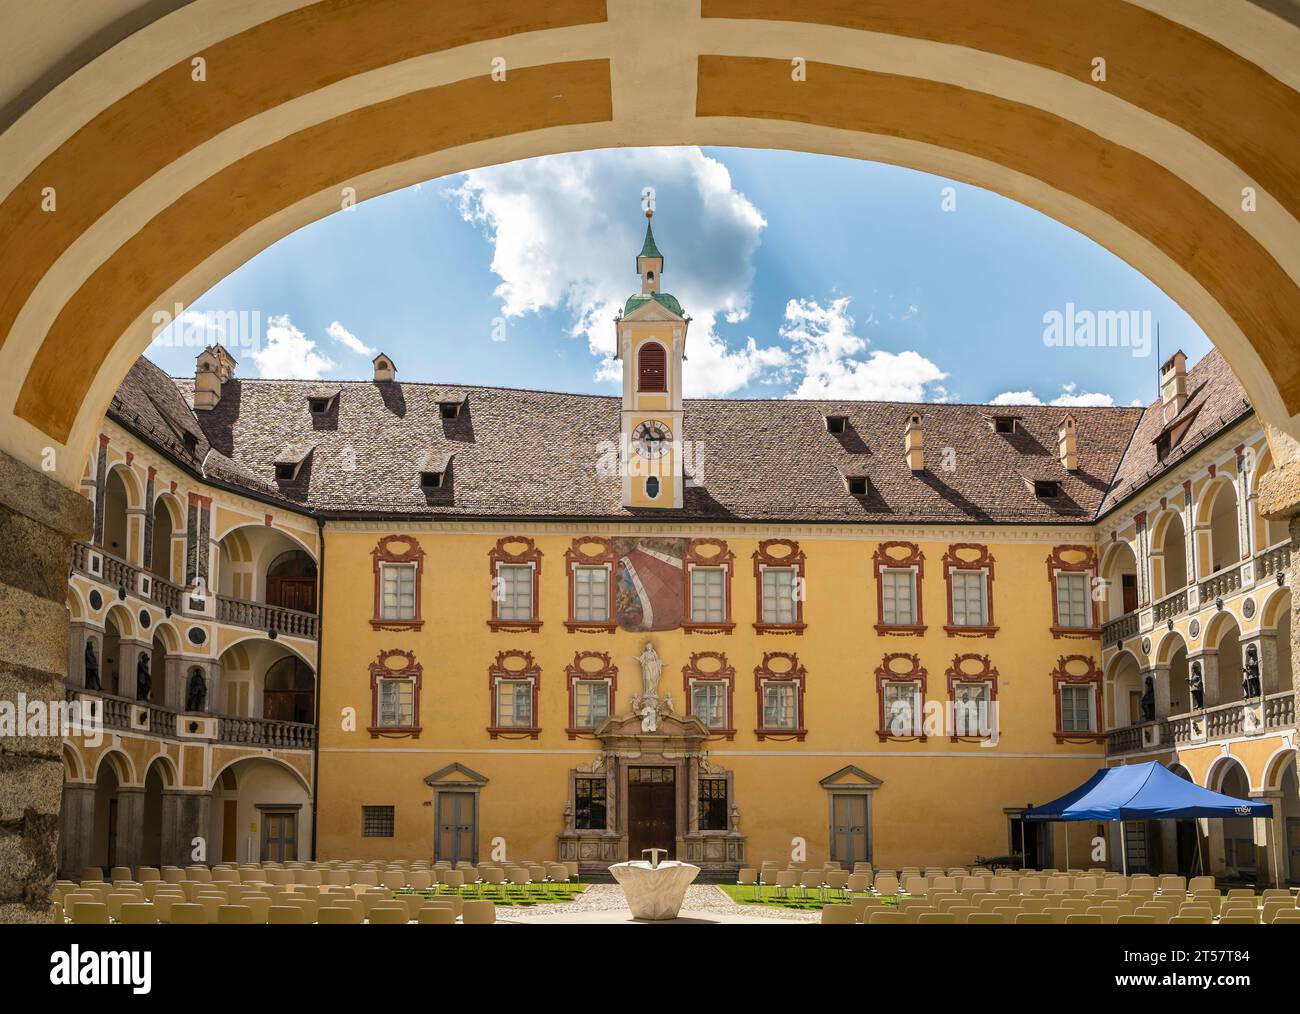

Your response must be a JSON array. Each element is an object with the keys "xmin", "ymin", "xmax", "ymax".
[{"xmin": 637, "ymin": 215, "xmax": 663, "ymax": 268}]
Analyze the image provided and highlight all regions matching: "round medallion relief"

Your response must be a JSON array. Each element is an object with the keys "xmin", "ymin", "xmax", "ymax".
[
  {"xmin": 139, "ymin": 609, "xmax": 151, "ymax": 630},
  {"xmin": 88, "ymin": 589, "xmax": 103, "ymax": 611},
  {"xmin": 1242, "ymin": 597, "xmax": 1256, "ymax": 620},
  {"xmin": 187, "ymin": 626, "xmax": 207, "ymax": 646},
  {"xmin": 1141, "ymin": 636, "xmax": 1151, "ymax": 655},
  {"xmin": 1189, "ymin": 618, "xmax": 1201, "ymax": 640}
]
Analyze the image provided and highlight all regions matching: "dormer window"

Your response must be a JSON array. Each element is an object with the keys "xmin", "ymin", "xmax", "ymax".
[
  {"xmin": 419, "ymin": 452, "xmax": 452, "ymax": 492},
  {"xmin": 1034, "ymin": 480, "xmax": 1061, "ymax": 498},
  {"xmin": 439, "ymin": 400, "xmax": 463, "ymax": 420},
  {"xmin": 273, "ymin": 444, "xmax": 313, "ymax": 482},
  {"xmin": 846, "ymin": 475, "xmax": 869, "ymax": 497},
  {"xmin": 994, "ymin": 416, "xmax": 1017, "ymax": 434},
  {"xmin": 1155, "ymin": 431, "xmax": 1171, "ymax": 462},
  {"xmin": 308, "ymin": 397, "xmax": 330, "ymax": 414},
  {"xmin": 825, "ymin": 414, "xmax": 848, "ymax": 434},
  {"xmin": 182, "ymin": 432, "xmax": 198, "ymax": 456}
]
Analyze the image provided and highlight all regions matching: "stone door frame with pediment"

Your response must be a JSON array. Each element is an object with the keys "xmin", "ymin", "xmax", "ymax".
[
  {"xmin": 424, "ymin": 762, "xmax": 488, "ymax": 864},
  {"xmin": 820, "ymin": 765, "xmax": 884, "ymax": 868},
  {"xmin": 558, "ymin": 709, "xmax": 745, "ymax": 872}
]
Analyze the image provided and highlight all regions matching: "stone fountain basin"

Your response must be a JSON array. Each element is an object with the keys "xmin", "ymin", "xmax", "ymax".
[{"xmin": 609, "ymin": 860, "xmax": 700, "ymax": 920}]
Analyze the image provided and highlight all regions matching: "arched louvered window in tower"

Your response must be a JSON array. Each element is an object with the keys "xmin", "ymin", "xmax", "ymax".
[{"xmin": 637, "ymin": 342, "xmax": 667, "ymax": 392}]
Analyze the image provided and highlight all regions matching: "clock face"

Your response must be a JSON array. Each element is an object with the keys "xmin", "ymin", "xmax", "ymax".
[{"xmin": 632, "ymin": 420, "xmax": 673, "ymax": 458}]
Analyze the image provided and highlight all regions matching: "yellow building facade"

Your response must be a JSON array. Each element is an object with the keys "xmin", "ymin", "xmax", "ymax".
[{"xmin": 59, "ymin": 217, "xmax": 1300, "ymax": 884}]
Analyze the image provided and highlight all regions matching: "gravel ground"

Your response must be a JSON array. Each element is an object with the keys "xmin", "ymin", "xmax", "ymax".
[{"xmin": 497, "ymin": 883, "xmax": 818, "ymax": 923}]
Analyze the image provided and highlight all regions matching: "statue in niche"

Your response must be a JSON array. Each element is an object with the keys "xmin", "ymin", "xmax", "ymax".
[
  {"xmin": 1140, "ymin": 675, "xmax": 1156, "ymax": 723},
  {"xmin": 1187, "ymin": 661, "xmax": 1205, "ymax": 711},
  {"xmin": 135, "ymin": 653, "xmax": 151, "ymax": 702},
  {"xmin": 83, "ymin": 640, "xmax": 101, "ymax": 691},
  {"xmin": 186, "ymin": 667, "xmax": 207, "ymax": 712},
  {"xmin": 1242, "ymin": 645, "xmax": 1262, "ymax": 699}
]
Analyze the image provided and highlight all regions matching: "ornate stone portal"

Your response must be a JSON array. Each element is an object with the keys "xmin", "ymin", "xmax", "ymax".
[{"xmin": 558, "ymin": 641, "xmax": 746, "ymax": 873}]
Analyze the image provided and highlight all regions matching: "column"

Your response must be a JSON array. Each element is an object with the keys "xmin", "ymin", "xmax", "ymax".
[
  {"xmin": 1182, "ymin": 481, "xmax": 1199, "ymax": 606},
  {"xmin": 141, "ymin": 468, "xmax": 156, "ymax": 571},
  {"xmin": 112, "ymin": 787, "xmax": 146, "ymax": 872},
  {"xmin": 1188, "ymin": 649, "xmax": 1220, "ymax": 709},
  {"xmin": 1134, "ymin": 512, "xmax": 1151, "ymax": 608},
  {"xmin": 1240, "ymin": 631, "xmax": 1278, "ymax": 696},
  {"xmin": 1235, "ymin": 447, "xmax": 1252, "ymax": 568},
  {"xmin": 1146, "ymin": 663, "xmax": 1172, "ymax": 720},
  {"xmin": 161, "ymin": 790, "xmax": 212, "ymax": 868},
  {"xmin": 116, "ymin": 639, "xmax": 152, "ymax": 702},
  {"xmin": 0, "ymin": 448, "xmax": 92, "ymax": 921},
  {"xmin": 59, "ymin": 783, "xmax": 97, "ymax": 879},
  {"xmin": 1252, "ymin": 789, "xmax": 1285, "ymax": 888}
]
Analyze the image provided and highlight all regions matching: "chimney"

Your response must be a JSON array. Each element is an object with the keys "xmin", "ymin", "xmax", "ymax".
[
  {"xmin": 904, "ymin": 412, "xmax": 924, "ymax": 472},
  {"xmin": 193, "ymin": 345, "xmax": 237, "ymax": 411},
  {"xmin": 1058, "ymin": 414, "xmax": 1079, "ymax": 471},
  {"xmin": 1160, "ymin": 349, "xmax": 1187, "ymax": 424},
  {"xmin": 372, "ymin": 353, "xmax": 397, "ymax": 382}
]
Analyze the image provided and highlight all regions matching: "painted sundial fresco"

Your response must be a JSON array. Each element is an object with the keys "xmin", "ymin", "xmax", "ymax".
[{"xmin": 613, "ymin": 537, "xmax": 687, "ymax": 631}]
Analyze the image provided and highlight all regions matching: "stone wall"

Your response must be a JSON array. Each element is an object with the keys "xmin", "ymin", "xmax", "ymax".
[{"xmin": 0, "ymin": 449, "xmax": 90, "ymax": 922}]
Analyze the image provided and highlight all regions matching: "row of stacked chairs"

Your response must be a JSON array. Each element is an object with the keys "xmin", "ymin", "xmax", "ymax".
[
  {"xmin": 787, "ymin": 866, "xmax": 1300, "ymax": 925},
  {"xmin": 55, "ymin": 880, "xmax": 498, "ymax": 924},
  {"xmin": 54, "ymin": 860, "xmax": 585, "ymax": 923}
]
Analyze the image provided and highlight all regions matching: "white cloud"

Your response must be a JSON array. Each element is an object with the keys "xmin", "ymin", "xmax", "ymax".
[
  {"xmin": 451, "ymin": 147, "xmax": 780, "ymax": 396},
  {"xmin": 990, "ymin": 390, "xmax": 1043, "ymax": 406},
  {"xmin": 780, "ymin": 297, "xmax": 948, "ymax": 401},
  {"xmin": 249, "ymin": 315, "xmax": 336, "ymax": 379},
  {"xmin": 989, "ymin": 381, "xmax": 1115, "ymax": 407},
  {"xmin": 327, "ymin": 320, "xmax": 376, "ymax": 357}
]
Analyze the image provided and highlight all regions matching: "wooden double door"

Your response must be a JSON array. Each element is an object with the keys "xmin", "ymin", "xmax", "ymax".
[{"xmin": 627, "ymin": 766, "xmax": 676, "ymax": 861}]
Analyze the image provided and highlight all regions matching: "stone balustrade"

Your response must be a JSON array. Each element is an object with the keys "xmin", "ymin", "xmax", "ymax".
[
  {"xmin": 64, "ymin": 685, "xmax": 312, "ymax": 750},
  {"xmin": 1101, "ymin": 611, "xmax": 1139, "ymax": 647},
  {"xmin": 216, "ymin": 595, "xmax": 318, "ymax": 639}
]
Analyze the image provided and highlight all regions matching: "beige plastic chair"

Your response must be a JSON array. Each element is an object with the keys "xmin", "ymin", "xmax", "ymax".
[
  {"xmin": 821, "ymin": 904, "xmax": 856, "ymax": 924},
  {"xmin": 423, "ymin": 896, "xmax": 463, "ymax": 919},
  {"xmin": 1015, "ymin": 912, "xmax": 1053, "ymax": 924},
  {"xmin": 918, "ymin": 912, "xmax": 956, "ymax": 924},
  {"xmin": 267, "ymin": 905, "xmax": 308, "ymax": 924},
  {"xmin": 418, "ymin": 906, "xmax": 456, "ymax": 924},
  {"xmin": 867, "ymin": 910, "xmax": 907, "ymax": 924},
  {"xmin": 169, "ymin": 903, "xmax": 207, "ymax": 924},
  {"xmin": 407, "ymin": 870, "xmax": 433, "ymax": 891},
  {"xmin": 965, "ymin": 912, "xmax": 1006, "ymax": 924},
  {"xmin": 70, "ymin": 901, "xmax": 110, "ymax": 924},
  {"xmin": 1217, "ymin": 915, "xmax": 1258, "ymax": 925},
  {"xmin": 874, "ymin": 874, "xmax": 900, "ymax": 897},
  {"xmin": 217, "ymin": 905, "xmax": 256, "ymax": 924},
  {"xmin": 317, "ymin": 907, "xmax": 354, "ymax": 924},
  {"xmin": 462, "ymin": 900, "xmax": 496, "ymax": 924},
  {"xmin": 117, "ymin": 902, "xmax": 158, "ymax": 924},
  {"xmin": 368, "ymin": 905, "xmax": 409, "ymax": 924}
]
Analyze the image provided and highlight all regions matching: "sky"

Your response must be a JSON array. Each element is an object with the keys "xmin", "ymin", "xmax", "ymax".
[{"xmin": 148, "ymin": 146, "xmax": 1213, "ymax": 409}]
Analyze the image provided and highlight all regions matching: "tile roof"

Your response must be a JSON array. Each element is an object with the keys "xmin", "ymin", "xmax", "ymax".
[
  {"xmin": 105, "ymin": 350, "xmax": 1252, "ymax": 526},
  {"xmin": 1095, "ymin": 347, "xmax": 1253, "ymax": 517}
]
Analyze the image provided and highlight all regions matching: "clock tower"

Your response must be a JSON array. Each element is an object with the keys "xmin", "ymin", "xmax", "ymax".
[{"xmin": 617, "ymin": 200, "xmax": 689, "ymax": 509}]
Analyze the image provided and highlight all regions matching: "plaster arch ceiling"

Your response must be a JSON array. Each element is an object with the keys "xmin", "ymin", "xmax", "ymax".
[{"xmin": 2, "ymin": 0, "xmax": 1300, "ymax": 500}]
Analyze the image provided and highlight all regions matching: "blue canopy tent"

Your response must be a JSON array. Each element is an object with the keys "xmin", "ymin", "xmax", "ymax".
[{"xmin": 1022, "ymin": 761, "xmax": 1273, "ymax": 877}]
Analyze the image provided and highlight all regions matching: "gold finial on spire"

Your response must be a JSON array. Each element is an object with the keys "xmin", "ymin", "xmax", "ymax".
[{"xmin": 641, "ymin": 186, "xmax": 655, "ymax": 219}]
